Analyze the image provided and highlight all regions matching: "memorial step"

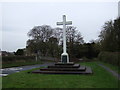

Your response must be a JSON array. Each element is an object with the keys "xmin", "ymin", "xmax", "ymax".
[
  {"xmin": 48, "ymin": 64, "xmax": 80, "ymax": 68},
  {"xmin": 32, "ymin": 67, "xmax": 92, "ymax": 74},
  {"xmin": 40, "ymin": 66, "xmax": 86, "ymax": 71},
  {"xmin": 55, "ymin": 62, "xmax": 74, "ymax": 65}
]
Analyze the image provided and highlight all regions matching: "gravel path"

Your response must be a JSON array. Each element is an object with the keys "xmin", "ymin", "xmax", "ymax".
[
  {"xmin": 98, "ymin": 63, "xmax": 120, "ymax": 80},
  {"xmin": 0, "ymin": 62, "xmax": 55, "ymax": 77}
]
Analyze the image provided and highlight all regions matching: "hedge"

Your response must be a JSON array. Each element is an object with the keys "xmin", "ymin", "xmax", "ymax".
[
  {"xmin": 98, "ymin": 51, "xmax": 120, "ymax": 66},
  {"xmin": 2, "ymin": 56, "xmax": 36, "ymax": 63}
]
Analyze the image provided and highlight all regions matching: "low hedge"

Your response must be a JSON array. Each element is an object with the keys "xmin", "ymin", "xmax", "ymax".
[
  {"xmin": 98, "ymin": 51, "xmax": 120, "ymax": 66},
  {"xmin": 2, "ymin": 56, "xmax": 36, "ymax": 63}
]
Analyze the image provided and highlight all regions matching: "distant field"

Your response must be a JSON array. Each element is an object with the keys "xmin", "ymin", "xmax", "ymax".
[{"xmin": 2, "ymin": 62, "xmax": 119, "ymax": 88}]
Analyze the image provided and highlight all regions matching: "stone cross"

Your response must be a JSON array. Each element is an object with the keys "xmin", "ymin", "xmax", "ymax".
[{"xmin": 57, "ymin": 15, "xmax": 72, "ymax": 63}]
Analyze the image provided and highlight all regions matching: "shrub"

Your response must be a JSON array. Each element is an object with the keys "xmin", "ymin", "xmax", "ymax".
[{"xmin": 98, "ymin": 51, "xmax": 120, "ymax": 66}]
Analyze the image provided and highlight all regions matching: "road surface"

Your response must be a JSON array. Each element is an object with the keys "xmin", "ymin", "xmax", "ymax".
[{"xmin": 0, "ymin": 62, "xmax": 54, "ymax": 77}]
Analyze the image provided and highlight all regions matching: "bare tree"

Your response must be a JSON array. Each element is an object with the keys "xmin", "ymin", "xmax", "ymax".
[
  {"xmin": 66, "ymin": 26, "xmax": 84, "ymax": 44},
  {"xmin": 28, "ymin": 25, "xmax": 53, "ymax": 42}
]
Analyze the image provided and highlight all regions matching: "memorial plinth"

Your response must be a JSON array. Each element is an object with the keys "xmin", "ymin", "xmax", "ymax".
[{"xmin": 31, "ymin": 62, "xmax": 92, "ymax": 74}]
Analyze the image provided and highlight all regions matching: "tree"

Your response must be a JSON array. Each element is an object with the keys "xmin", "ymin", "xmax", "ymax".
[
  {"xmin": 53, "ymin": 27, "xmax": 63, "ymax": 45},
  {"xmin": 98, "ymin": 17, "xmax": 120, "ymax": 66},
  {"xmin": 15, "ymin": 49, "xmax": 24, "ymax": 56},
  {"xmin": 27, "ymin": 25, "xmax": 54, "ymax": 56},
  {"xmin": 65, "ymin": 26, "xmax": 84, "ymax": 58},
  {"xmin": 28, "ymin": 25, "xmax": 53, "ymax": 42},
  {"xmin": 99, "ymin": 17, "xmax": 120, "ymax": 52},
  {"xmin": 113, "ymin": 17, "xmax": 120, "ymax": 51},
  {"xmin": 26, "ymin": 25, "xmax": 85, "ymax": 60},
  {"xmin": 47, "ymin": 37, "xmax": 59, "ymax": 58},
  {"xmin": 66, "ymin": 26, "xmax": 84, "ymax": 44}
]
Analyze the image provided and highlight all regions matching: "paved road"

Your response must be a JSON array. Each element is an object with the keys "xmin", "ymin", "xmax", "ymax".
[
  {"xmin": 98, "ymin": 63, "xmax": 120, "ymax": 80},
  {"xmin": 0, "ymin": 62, "xmax": 54, "ymax": 77}
]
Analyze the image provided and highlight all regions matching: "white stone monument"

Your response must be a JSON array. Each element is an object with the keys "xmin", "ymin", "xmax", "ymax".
[{"xmin": 57, "ymin": 15, "xmax": 72, "ymax": 63}]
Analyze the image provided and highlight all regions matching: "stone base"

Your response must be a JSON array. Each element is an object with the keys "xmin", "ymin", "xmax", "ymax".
[
  {"xmin": 31, "ymin": 62, "xmax": 92, "ymax": 74},
  {"xmin": 61, "ymin": 54, "xmax": 69, "ymax": 63}
]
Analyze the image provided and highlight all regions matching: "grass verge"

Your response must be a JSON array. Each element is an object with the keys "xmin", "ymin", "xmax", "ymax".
[{"xmin": 97, "ymin": 61, "xmax": 120, "ymax": 74}]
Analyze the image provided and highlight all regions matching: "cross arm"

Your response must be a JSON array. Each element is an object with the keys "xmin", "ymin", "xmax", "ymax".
[{"xmin": 57, "ymin": 21, "xmax": 72, "ymax": 25}]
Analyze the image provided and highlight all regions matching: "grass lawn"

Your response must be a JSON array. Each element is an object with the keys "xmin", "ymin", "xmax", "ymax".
[
  {"xmin": 0, "ymin": 77, "xmax": 2, "ymax": 89},
  {"xmin": 97, "ymin": 61, "xmax": 120, "ymax": 74},
  {"xmin": 2, "ymin": 62, "xmax": 119, "ymax": 88}
]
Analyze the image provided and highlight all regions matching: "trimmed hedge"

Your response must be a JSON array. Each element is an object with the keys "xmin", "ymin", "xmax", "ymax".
[
  {"xmin": 98, "ymin": 51, "xmax": 120, "ymax": 66},
  {"xmin": 2, "ymin": 56, "xmax": 36, "ymax": 63}
]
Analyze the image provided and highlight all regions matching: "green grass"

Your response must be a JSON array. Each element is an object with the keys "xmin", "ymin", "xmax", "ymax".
[
  {"xmin": 98, "ymin": 61, "xmax": 120, "ymax": 74},
  {"xmin": 0, "ymin": 77, "xmax": 2, "ymax": 90},
  {"xmin": 2, "ymin": 61, "xmax": 42, "ymax": 68},
  {"xmin": 2, "ymin": 62, "xmax": 119, "ymax": 88}
]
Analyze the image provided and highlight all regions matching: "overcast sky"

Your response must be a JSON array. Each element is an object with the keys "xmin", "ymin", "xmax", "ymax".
[{"xmin": 1, "ymin": 0, "xmax": 119, "ymax": 52}]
